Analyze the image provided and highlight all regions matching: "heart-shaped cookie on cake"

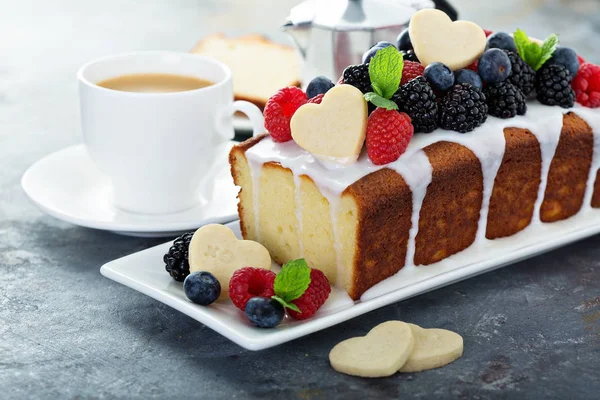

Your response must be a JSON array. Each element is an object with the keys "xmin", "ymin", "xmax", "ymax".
[
  {"xmin": 409, "ymin": 8, "xmax": 486, "ymax": 70},
  {"xmin": 188, "ymin": 224, "xmax": 271, "ymax": 300},
  {"xmin": 399, "ymin": 323, "xmax": 464, "ymax": 372},
  {"xmin": 291, "ymin": 84, "xmax": 367, "ymax": 165},
  {"xmin": 329, "ymin": 321, "xmax": 415, "ymax": 377}
]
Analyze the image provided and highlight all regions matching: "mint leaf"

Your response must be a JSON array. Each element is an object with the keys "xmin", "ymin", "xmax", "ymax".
[
  {"xmin": 273, "ymin": 258, "xmax": 311, "ymax": 303},
  {"xmin": 271, "ymin": 295, "xmax": 301, "ymax": 313},
  {"xmin": 368, "ymin": 46, "xmax": 403, "ymax": 99},
  {"xmin": 364, "ymin": 92, "xmax": 398, "ymax": 110},
  {"xmin": 513, "ymin": 29, "xmax": 559, "ymax": 71},
  {"xmin": 537, "ymin": 33, "xmax": 558, "ymax": 70},
  {"xmin": 513, "ymin": 28, "xmax": 529, "ymax": 63}
]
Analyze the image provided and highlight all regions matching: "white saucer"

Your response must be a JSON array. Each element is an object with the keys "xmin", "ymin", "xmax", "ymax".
[{"xmin": 22, "ymin": 143, "xmax": 239, "ymax": 237}]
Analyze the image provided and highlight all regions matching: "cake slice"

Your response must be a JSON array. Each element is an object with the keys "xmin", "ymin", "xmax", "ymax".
[{"xmin": 191, "ymin": 34, "xmax": 301, "ymax": 109}]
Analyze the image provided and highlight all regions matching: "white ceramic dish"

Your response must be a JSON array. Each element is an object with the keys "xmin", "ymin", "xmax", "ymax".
[
  {"xmin": 101, "ymin": 211, "xmax": 600, "ymax": 351},
  {"xmin": 22, "ymin": 143, "xmax": 239, "ymax": 237}
]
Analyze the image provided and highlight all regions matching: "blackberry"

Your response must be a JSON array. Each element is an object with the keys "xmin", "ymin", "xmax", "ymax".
[
  {"xmin": 484, "ymin": 82, "xmax": 527, "ymax": 118},
  {"xmin": 401, "ymin": 49, "xmax": 420, "ymax": 63},
  {"xmin": 342, "ymin": 64, "xmax": 372, "ymax": 94},
  {"xmin": 164, "ymin": 231, "xmax": 194, "ymax": 282},
  {"xmin": 535, "ymin": 64, "xmax": 575, "ymax": 108},
  {"xmin": 439, "ymin": 83, "xmax": 488, "ymax": 133},
  {"xmin": 504, "ymin": 50, "xmax": 535, "ymax": 96},
  {"xmin": 393, "ymin": 76, "xmax": 438, "ymax": 133}
]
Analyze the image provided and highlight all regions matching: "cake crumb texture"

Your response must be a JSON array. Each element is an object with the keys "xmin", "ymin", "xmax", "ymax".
[
  {"xmin": 541, "ymin": 113, "xmax": 593, "ymax": 222},
  {"xmin": 415, "ymin": 142, "xmax": 483, "ymax": 266},
  {"xmin": 486, "ymin": 128, "xmax": 542, "ymax": 239}
]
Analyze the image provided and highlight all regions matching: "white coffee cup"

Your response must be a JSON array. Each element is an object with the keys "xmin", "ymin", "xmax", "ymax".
[{"xmin": 78, "ymin": 51, "xmax": 264, "ymax": 214}]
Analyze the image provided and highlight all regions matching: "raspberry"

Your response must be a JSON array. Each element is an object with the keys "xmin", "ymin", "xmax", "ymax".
[
  {"xmin": 337, "ymin": 76, "xmax": 344, "ymax": 85},
  {"xmin": 263, "ymin": 87, "xmax": 307, "ymax": 142},
  {"xmin": 572, "ymin": 63, "xmax": 600, "ymax": 108},
  {"xmin": 484, "ymin": 29, "xmax": 493, "ymax": 37},
  {"xmin": 307, "ymin": 93, "xmax": 324, "ymax": 104},
  {"xmin": 287, "ymin": 269, "xmax": 331, "ymax": 320},
  {"xmin": 400, "ymin": 61, "xmax": 425, "ymax": 86},
  {"xmin": 577, "ymin": 54, "xmax": 586, "ymax": 66},
  {"xmin": 366, "ymin": 109, "xmax": 414, "ymax": 165},
  {"xmin": 466, "ymin": 59, "xmax": 479, "ymax": 73},
  {"xmin": 229, "ymin": 267, "xmax": 276, "ymax": 311}
]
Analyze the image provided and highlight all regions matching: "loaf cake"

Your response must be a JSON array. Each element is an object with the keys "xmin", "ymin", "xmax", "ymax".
[
  {"xmin": 191, "ymin": 34, "xmax": 301, "ymax": 109},
  {"xmin": 229, "ymin": 10, "xmax": 600, "ymax": 300}
]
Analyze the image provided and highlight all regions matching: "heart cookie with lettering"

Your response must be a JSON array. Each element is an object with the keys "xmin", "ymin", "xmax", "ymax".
[
  {"xmin": 189, "ymin": 224, "xmax": 271, "ymax": 299},
  {"xmin": 399, "ymin": 323, "xmax": 464, "ymax": 372},
  {"xmin": 291, "ymin": 84, "xmax": 367, "ymax": 165},
  {"xmin": 329, "ymin": 321, "xmax": 415, "ymax": 377},
  {"xmin": 409, "ymin": 9, "xmax": 486, "ymax": 70}
]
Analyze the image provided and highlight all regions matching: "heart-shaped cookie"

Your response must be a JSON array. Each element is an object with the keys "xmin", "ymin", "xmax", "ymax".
[
  {"xmin": 291, "ymin": 84, "xmax": 367, "ymax": 165},
  {"xmin": 188, "ymin": 224, "xmax": 271, "ymax": 300},
  {"xmin": 409, "ymin": 9, "xmax": 486, "ymax": 70},
  {"xmin": 399, "ymin": 323, "xmax": 463, "ymax": 372},
  {"xmin": 329, "ymin": 321, "xmax": 414, "ymax": 377}
]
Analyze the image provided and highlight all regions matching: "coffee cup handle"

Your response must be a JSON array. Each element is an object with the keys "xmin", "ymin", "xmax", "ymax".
[{"xmin": 218, "ymin": 100, "xmax": 265, "ymax": 139}]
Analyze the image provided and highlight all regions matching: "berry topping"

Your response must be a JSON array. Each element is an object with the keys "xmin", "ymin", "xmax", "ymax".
[
  {"xmin": 245, "ymin": 297, "xmax": 285, "ymax": 328},
  {"xmin": 396, "ymin": 28, "xmax": 412, "ymax": 51},
  {"xmin": 454, "ymin": 69, "xmax": 483, "ymax": 90},
  {"xmin": 229, "ymin": 267, "xmax": 276, "ymax": 311},
  {"xmin": 164, "ymin": 231, "xmax": 194, "ymax": 282},
  {"xmin": 306, "ymin": 76, "xmax": 334, "ymax": 99},
  {"xmin": 504, "ymin": 50, "xmax": 536, "ymax": 96},
  {"xmin": 577, "ymin": 54, "xmax": 586, "ymax": 66},
  {"xmin": 478, "ymin": 48, "xmax": 512, "ymax": 83},
  {"xmin": 484, "ymin": 29, "xmax": 493, "ymax": 37},
  {"xmin": 547, "ymin": 47, "xmax": 580, "ymax": 78},
  {"xmin": 484, "ymin": 82, "xmax": 527, "ymax": 119},
  {"xmin": 401, "ymin": 49, "xmax": 420, "ymax": 63},
  {"xmin": 342, "ymin": 64, "xmax": 372, "ymax": 94},
  {"xmin": 535, "ymin": 63, "xmax": 575, "ymax": 108},
  {"xmin": 362, "ymin": 42, "xmax": 396, "ymax": 64},
  {"xmin": 393, "ymin": 76, "xmax": 438, "ymax": 133},
  {"xmin": 183, "ymin": 271, "xmax": 221, "ymax": 306},
  {"xmin": 307, "ymin": 93, "xmax": 324, "ymax": 104},
  {"xmin": 439, "ymin": 83, "xmax": 488, "ymax": 133},
  {"xmin": 572, "ymin": 63, "xmax": 600, "ymax": 108},
  {"xmin": 466, "ymin": 60, "xmax": 479, "ymax": 72},
  {"xmin": 264, "ymin": 87, "xmax": 307, "ymax": 143},
  {"xmin": 287, "ymin": 268, "xmax": 331, "ymax": 320},
  {"xmin": 366, "ymin": 109, "xmax": 414, "ymax": 165},
  {"xmin": 424, "ymin": 62, "xmax": 455, "ymax": 92},
  {"xmin": 400, "ymin": 61, "xmax": 425, "ymax": 86},
  {"xmin": 486, "ymin": 32, "xmax": 517, "ymax": 52}
]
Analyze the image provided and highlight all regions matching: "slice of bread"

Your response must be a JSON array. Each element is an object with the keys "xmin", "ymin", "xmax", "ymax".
[{"xmin": 192, "ymin": 34, "xmax": 301, "ymax": 109}]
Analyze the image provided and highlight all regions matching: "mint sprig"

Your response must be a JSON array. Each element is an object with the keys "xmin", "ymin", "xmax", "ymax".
[
  {"xmin": 271, "ymin": 258, "xmax": 311, "ymax": 313},
  {"xmin": 514, "ymin": 29, "xmax": 559, "ymax": 71},
  {"xmin": 364, "ymin": 46, "xmax": 403, "ymax": 110}
]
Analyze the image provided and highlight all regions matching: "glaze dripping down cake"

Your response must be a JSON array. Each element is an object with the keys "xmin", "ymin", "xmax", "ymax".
[{"xmin": 230, "ymin": 9, "xmax": 600, "ymax": 300}]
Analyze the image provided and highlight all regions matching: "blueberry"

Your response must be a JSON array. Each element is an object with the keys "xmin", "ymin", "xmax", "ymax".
[
  {"xmin": 362, "ymin": 42, "xmax": 395, "ymax": 64},
  {"xmin": 396, "ymin": 28, "xmax": 412, "ymax": 51},
  {"xmin": 245, "ymin": 297, "xmax": 284, "ymax": 329},
  {"xmin": 183, "ymin": 271, "xmax": 221, "ymax": 306},
  {"xmin": 424, "ymin": 62, "xmax": 455, "ymax": 92},
  {"xmin": 454, "ymin": 69, "xmax": 483, "ymax": 89},
  {"xmin": 478, "ymin": 48, "xmax": 512, "ymax": 83},
  {"xmin": 486, "ymin": 32, "xmax": 517, "ymax": 52},
  {"xmin": 548, "ymin": 47, "xmax": 580, "ymax": 78},
  {"xmin": 306, "ymin": 76, "xmax": 334, "ymax": 98}
]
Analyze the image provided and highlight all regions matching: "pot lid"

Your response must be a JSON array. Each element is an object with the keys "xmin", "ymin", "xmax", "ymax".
[{"xmin": 284, "ymin": 0, "xmax": 435, "ymax": 31}]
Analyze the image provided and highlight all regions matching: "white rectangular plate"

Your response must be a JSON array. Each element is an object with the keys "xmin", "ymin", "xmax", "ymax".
[{"xmin": 101, "ymin": 211, "xmax": 600, "ymax": 351}]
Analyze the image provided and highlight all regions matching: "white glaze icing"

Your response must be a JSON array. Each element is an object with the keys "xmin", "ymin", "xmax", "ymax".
[{"xmin": 243, "ymin": 102, "xmax": 600, "ymax": 297}]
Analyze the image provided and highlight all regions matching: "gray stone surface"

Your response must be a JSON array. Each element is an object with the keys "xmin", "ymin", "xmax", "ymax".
[{"xmin": 1, "ymin": 1, "xmax": 599, "ymax": 399}]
